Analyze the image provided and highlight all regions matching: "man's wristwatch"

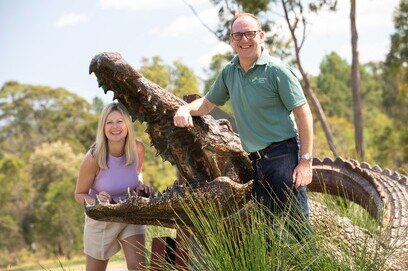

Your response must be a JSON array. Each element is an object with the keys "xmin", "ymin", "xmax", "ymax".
[{"xmin": 301, "ymin": 153, "xmax": 313, "ymax": 161}]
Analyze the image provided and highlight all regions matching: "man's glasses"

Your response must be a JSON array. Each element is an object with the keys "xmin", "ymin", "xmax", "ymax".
[{"xmin": 230, "ymin": 31, "xmax": 260, "ymax": 41}]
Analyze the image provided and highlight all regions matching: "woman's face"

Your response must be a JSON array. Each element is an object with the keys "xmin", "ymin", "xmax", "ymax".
[{"xmin": 104, "ymin": 110, "xmax": 128, "ymax": 143}]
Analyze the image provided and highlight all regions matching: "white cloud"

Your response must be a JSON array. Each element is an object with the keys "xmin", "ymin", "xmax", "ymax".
[
  {"xmin": 149, "ymin": 7, "xmax": 219, "ymax": 38},
  {"xmin": 54, "ymin": 13, "xmax": 89, "ymax": 28},
  {"xmin": 302, "ymin": 0, "xmax": 397, "ymax": 39},
  {"xmin": 100, "ymin": 0, "xmax": 207, "ymax": 11},
  {"xmin": 149, "ymin": 15, "xmax": 202, "ymax": 37},
  {"xmin": 198, "ymin": 42, "xmax": 232, "ymax": 71},
  {"xmin": 336, "ymin": 39, "xmax": 391, "ymax": 64}
]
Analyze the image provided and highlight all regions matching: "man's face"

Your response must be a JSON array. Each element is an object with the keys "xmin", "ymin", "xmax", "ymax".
[{"xmin": 230, "ymin": 16, "xmax": 264, "ymax": 61}]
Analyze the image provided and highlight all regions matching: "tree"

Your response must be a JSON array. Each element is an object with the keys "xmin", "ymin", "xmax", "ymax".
[
  {"xmin": 34, "ymin": 178, "xmax": 83, "ymax": 258},
  {"xmin": 0, "ymin": 81, "xmax": 98, "ymax": 155},
  {"xmin": 172, "ymin": 61, "xmax": 200, "ymax": 98},
  {"xmin": 315, "ymin": 53, "xmax": 352, "ymax": 119},
  {"xmin": 30, "ymin": 141, "xmax": 82, "ymax": 193},
  {"xmin": 29, "ymin": 141, "xmax": 83, "ymax": 258},
  {"xmin": 139, "ymin": 56, "xmax": 171, "ymax": 88},
  {"xmin": 139, "ymin": 56, "xmax": 201, "ymax": 98},
  {"xmin": 350, "ymin": 0, "xmax": 365, "ymax": 159},
  {"xmin": 0, "ymin": 155, "xmax": 32, "ymax": 257},
  {"xmin": 381, "ymin": 0, "xmax": 408, "ymax": 171},
  {"xmin": 384, "ymin": 0, "xmax": 408, "ymax": 120},
  {"xmin": 92, "ymin": 96, "xmax": 105, "ymax": 114}
]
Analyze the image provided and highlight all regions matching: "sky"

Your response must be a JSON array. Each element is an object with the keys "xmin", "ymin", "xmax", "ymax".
[{"xmin": 0, "ymin": 0, "xmax": 401, "ymax": 104}]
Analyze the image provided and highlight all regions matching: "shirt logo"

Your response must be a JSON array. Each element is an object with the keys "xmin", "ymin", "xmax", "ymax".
[{"xmin": 251, "ymin": 76, "xmax": 267, "ymax": 84}]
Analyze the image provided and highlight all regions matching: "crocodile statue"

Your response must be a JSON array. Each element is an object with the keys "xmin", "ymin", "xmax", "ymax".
[{"xmin": 86, "ymin": 52, "xmax": 407, "ymax": 269}]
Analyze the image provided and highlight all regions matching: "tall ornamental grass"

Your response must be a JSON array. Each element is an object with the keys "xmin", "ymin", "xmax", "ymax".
[{"xmin": 172, "ymin": 194, "xmax": 399, "ymax": 271}]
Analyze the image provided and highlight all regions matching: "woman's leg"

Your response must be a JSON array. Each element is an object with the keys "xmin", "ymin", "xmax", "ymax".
[
  {"xmin": 120, "ymin": 233, "xmax": 146, "ymax": 271},
  {"xmin": 86, "ymin": 255, "xmax": 108, "ymax": 271}
]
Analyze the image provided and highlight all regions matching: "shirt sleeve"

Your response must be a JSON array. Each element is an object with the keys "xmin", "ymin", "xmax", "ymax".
[
  {"xmin": 275, "ymin": 65, "xmax": 306, "ymax": 111},
  {"xmin": 205, "ymin": 69, "xmax": 230, "ymax": 106}
]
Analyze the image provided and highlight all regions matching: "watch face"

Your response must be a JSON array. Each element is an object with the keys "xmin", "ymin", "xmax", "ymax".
[{"xmin": 302, "ymin": 153, "xmax": 312, "ymax": 160}]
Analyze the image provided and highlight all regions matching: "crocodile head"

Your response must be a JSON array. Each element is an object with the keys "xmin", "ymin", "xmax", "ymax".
[{"xmin": 86, "ymin": 52, "xmax": 253, "ymax": 226}]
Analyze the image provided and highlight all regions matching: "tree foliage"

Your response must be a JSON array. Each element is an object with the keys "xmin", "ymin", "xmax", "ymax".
[
  {"xmin": 0, "ymin": 155, "xmax": 32, "ymax": 254},
  {"xmin": 0, "ymin": 81, "xmax": 98, "ymax": 155},
  {"xmin": 28, "ymin": 142, "xmax": 83, "ymax": 258},
  {"xmin": 316, "ymin": 53, "xmax": 352, "ymax": 119},
  {"xmin": 172, "ymin": 60, "xmax": 200, "ymax": 98},
  {"xmin": 384, "ymin": 0, "xmax": 408, "ymax": 120},
  {"xmin": 313, "ymin": 51, "xmax": 407, "ymax": 170},
  {"xmin": 29, "ymin": 141, "xmax": 82, "ymax": 194},
  {"xmin": 139, "ymin": 56, "xmax": 200, "ymax": 98}
]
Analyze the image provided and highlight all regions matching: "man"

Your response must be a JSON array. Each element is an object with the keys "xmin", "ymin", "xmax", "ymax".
[{"xmin": 173, "ymin": 13, "xmax": 313, "ymax": 220}]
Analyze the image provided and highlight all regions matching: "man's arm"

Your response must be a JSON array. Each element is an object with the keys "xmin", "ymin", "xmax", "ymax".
[
  {"xmin": 173, "ymin": 97, "xmax": 216, "ymax": 127},
  {"xmin": 292, "ymin": 103, "xmax": 314, "ymax": 188}
]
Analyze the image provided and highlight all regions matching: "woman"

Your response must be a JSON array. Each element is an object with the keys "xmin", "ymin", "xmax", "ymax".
[{"xmin": 75, "ymin": 102, "xmax": 152, "ymax": 271}]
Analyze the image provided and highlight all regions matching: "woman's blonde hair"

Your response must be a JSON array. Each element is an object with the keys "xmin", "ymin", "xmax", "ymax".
[{"xmin": 93, "ymin": 102, "xmax": 137, "ymax": 169}]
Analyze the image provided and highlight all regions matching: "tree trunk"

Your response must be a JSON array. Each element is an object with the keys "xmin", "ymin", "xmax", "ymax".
[
  {"xmin": 281, "ymin": 0, "xmax": 338, "ymax": 157},
  {"xmin": 301, "ymin": 74, "xmax": 338, "ymax": 157},
  {"xmin": 350, "ymin": 0, "xmax": 365, "ymax": 159}
]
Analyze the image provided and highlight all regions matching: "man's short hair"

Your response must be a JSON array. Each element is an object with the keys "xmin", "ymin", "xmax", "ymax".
[{"xmin": 230, "ymin": 13, "xmax": 262, "ymax": 32}]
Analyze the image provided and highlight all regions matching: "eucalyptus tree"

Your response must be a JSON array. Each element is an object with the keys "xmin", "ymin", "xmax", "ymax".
[
  {"xmin": 0, "ymin": 81, "xmax": 97, "ymax": 156},
  {"xmin": 350, "ymin": 0, "xmax": 364, "ymax": 159}
]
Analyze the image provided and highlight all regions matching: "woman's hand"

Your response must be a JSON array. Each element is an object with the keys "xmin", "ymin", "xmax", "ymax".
[
  {"xmin": 96, "ymin": 191, "xmax": 112, "ymax": 204},
  {"xmin": 135, "ymin": 182, "xmax": 155, "ymax": 197}
]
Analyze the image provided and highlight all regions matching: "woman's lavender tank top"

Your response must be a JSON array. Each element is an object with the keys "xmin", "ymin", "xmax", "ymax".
[{"xmin": 88, "ymin": 153, "xmax": 139, "ymax": 202}]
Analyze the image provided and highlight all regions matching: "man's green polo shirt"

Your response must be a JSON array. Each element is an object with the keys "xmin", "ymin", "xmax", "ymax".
[{"xmin": 205, "ymin": 49, "xmax": 306, "ymax": 153}]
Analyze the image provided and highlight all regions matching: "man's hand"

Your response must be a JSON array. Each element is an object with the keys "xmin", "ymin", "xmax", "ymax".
[
  {"xmin": 292, "ymin": 160, "xmax": 313, "ymax": 188},
  {"xmin": 173, "ymin": 106, "xmax": 194, "ymax": 127}
]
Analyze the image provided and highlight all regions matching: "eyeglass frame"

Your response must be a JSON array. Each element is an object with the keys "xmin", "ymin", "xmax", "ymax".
[{"xmin": 230, "ymin": 30, "xmax": 261, "ymax": 41}]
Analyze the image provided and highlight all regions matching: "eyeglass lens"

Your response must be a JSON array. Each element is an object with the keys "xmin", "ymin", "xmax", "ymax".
[{"xmin": 231, "ymin": 31, "xmax": 258, "ymax": 41}]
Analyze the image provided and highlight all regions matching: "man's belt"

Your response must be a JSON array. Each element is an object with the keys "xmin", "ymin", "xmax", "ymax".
[{"xmin": 248, "ymin": 137, "xmax": 296, "ymax": 162}]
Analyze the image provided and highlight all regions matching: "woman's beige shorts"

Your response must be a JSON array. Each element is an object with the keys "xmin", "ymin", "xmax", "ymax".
[{"xmin": 83, "ymin": 215, "xmax": 146, "ymax": 260}]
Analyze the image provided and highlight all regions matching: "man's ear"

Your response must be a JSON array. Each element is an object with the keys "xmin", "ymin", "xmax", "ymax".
[{"xmin": 259, "ymin": 31, "xmax": 265, "ymax": 41}]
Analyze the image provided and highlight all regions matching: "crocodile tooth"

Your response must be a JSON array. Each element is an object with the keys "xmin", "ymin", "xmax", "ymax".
[
  {"xmin": 84, "ymin": 197, "xmax": 92, "ymax": 207},
  {"xmin": 95, "ymin": 195, "xmax": 101, "ymax": 205},
  {"xmin": 147, "ymin": 95, "xmax": 152, "ymax": 102},
  {"xmin": 102, "ymin": 85, "xmax": 109, "ymax": 94}
]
